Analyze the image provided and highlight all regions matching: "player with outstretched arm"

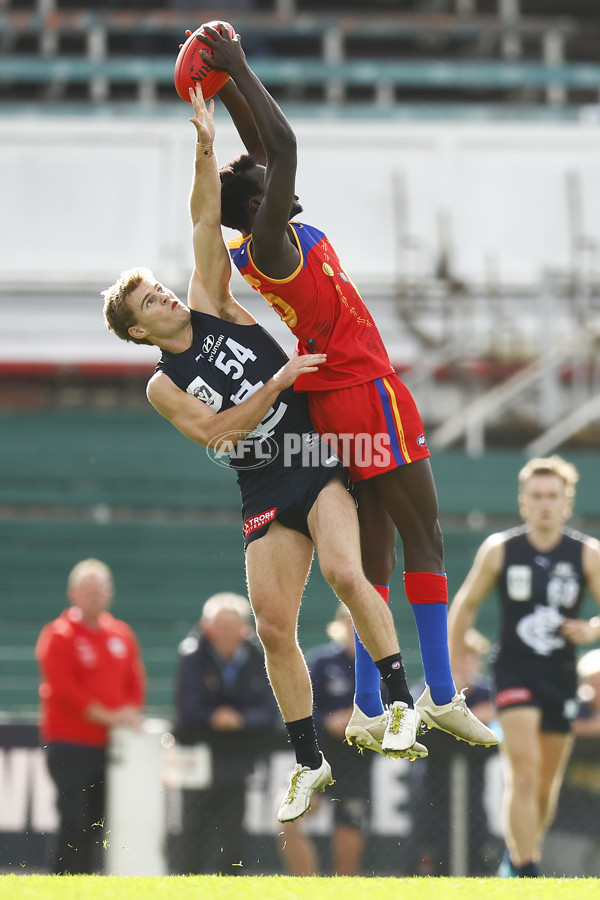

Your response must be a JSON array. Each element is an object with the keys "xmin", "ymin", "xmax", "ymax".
[{"xmin": 102, "ymin": 86, "xmax": 426, "ymax": 822}]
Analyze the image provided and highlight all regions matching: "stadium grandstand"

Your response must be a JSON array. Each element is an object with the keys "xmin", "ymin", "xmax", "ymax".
[{"xmin": 0, "ymin": 1, "xmax": 599, "ymax": 110}]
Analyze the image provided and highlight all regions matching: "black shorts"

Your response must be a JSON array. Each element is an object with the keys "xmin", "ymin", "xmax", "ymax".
[
  {"xmin": 493, "ymin": 653, "xmax": 578, "ymax": 734},
  {"xmin": 239, "ymin": 434, "xmax": 347, "ymax": 548}
]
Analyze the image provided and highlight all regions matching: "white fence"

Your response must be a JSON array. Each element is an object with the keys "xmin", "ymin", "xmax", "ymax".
[
  {"xmin": 1, "ymin": 115, "xmax": 600, "ymax": 291},
  {"xmin": 0, "ymin": 720, "xmax": 503, "ymax": 877}
]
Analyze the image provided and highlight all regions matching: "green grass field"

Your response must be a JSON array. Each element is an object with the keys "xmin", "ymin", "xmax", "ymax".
[{"xmin": 0, "ymin": 876, "xmax": 598, "ymax": 900}]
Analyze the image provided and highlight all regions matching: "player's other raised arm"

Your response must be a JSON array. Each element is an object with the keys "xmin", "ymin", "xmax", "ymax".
[
  {"xmin": 218, "ymin": 78, "xmax": 267, "ymax": 166},
  {"xmin": 200, "ymin": 26, "xmax": 299, "ymax": 273},
  {"xmin": 187, "ymin": 84, "xmax": 233, "ymax": 315}
]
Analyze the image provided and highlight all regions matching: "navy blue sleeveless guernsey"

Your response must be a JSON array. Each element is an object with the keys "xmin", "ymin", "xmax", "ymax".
[
  {"xmin": 495, "ymin": 524, "xmax": 586, "ymax": 666},
  {"xmin": 155, "ymin": 309, "xmax": 329, "ymax": 504}
]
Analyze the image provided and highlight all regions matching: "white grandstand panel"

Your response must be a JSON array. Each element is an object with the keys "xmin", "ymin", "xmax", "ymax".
[{"xmin": 2, "ymin": 118, "xmax": 600, "ymax": 288}]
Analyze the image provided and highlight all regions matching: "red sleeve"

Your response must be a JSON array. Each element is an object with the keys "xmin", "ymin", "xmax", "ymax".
[
  {"xmin": 36, "ymin": 624, "xmax": 96, "ymax": 715},
  {"xmin": 119, "ymin": 624, "xmax": 147, "ymax": 709}
]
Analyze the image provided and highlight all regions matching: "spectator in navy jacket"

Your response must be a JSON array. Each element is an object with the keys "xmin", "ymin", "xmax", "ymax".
[{"xmin": 173, "ymin": 591, "xmax": 278, "ymax": 874}]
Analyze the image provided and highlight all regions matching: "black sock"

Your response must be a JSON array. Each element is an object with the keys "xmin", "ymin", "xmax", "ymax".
[
  {"xmin": 375, "ymin": 653, "xmax": 413, "ymax": 707},
  {"xmin": 516, "ymin": 861, "xmax": 541, "ymax": 877},
  {"xmin": 284, "ymin": 716, "xmax": 321, "ymax": 769}
]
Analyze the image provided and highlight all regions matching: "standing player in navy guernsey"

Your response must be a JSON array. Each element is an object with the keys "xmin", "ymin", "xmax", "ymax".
[
  {"xmin": 449, "ymin": 456, "xmax": 600, "ymax": 877},
  {"xmin": 102, "ymin": 86, "xmax": 427, "ymax": 824},
  {"xmin": 193, "ymin": 24, "xmax": 497, "ymax": 756}
]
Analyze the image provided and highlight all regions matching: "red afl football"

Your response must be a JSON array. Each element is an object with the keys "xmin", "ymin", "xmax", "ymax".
[{"xmin": 174, "ymin": 20, "xmax": 235, "ymax": 102}]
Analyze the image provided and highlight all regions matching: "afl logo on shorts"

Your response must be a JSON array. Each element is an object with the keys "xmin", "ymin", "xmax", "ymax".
[
  {"xmin": 417, "ymin": 433, "xmax": 428, "ymax": 448},
  {"xmin": 202, "ymin": 335, "xmax": 215, "ymax": 355}
]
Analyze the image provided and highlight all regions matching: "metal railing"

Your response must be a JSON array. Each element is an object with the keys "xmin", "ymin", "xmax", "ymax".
[{"xmin": 430, "ymin": 319, "xmax": 600, "ymax": 456}]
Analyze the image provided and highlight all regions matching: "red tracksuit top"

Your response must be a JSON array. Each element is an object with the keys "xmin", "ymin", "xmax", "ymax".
[{"xmin": 36, "ymin": 607, "xmax": 146, "ymax": 748}]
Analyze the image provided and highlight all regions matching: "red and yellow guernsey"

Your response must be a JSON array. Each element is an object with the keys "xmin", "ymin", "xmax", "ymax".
[{"xmin": 229, "ymin": 221, "xmax": 394, "ymax": 393}]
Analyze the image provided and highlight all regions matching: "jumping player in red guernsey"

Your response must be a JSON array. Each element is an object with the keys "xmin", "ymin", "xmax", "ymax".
[
  {"xmin": 229, "ymin": 221, "xmax": 428, "ymax": 483},
  {"xmin": 102, "ymin": 84, "xmax": 429, "ymax": 827},
  {"xmin": 196, "ymin": 24, "xmax": 497, "ymax": 752}
]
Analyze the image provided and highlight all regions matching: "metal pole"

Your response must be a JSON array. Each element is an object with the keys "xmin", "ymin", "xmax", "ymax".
[{"xmin": 449, "ymin": 754, "xmax": 469, "ymax": 876}]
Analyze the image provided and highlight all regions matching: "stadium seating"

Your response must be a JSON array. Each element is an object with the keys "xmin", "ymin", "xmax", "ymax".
[
  {"xmin": 0, "ymin": 2, "xmax": 598, "ymax": 108},
  {"xmin": 3, "ymin": 404, "xmax": 600, "ymax": 715},
  {"xmin": 0, "ymin": 408, "xmax": 237, "ymax": 510}
]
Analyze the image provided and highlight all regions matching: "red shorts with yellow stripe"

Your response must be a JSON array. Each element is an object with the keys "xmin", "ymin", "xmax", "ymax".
[{"xmin": 307, "ymin": 373, "xmax": 430, "ymax": 482}]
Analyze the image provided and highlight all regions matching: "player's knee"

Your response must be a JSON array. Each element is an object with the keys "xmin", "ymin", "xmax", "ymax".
[
  {"xmin": 320, "ymin": 564, "xmax": 364, "ymax": 603},
  {"xmin": 254, "ymin": 611, "xmax": 293, "ymax": 654}
]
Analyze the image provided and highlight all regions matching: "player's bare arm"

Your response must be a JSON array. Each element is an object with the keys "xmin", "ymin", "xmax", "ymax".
[
  {"xmin": 218, "ymin": 79, "xmax": 267, "ymax": 165},
  {"xmin": 448, "ymin": 534, "xmax": 505, "ymax": 666},
  {"xmin": 147, "ymin": 352, "xmax": 327, "ymax": 449},
  {"xmin": 561, "ymin": 536, "xmax": 600, "ymax": 645},
  {"xmin": 200, "ymin": 25, "xmax": 300, "ymax": 277},
  {"xmin": 187, "ymin": 83, "xmax": 250, "ymax": 323}
]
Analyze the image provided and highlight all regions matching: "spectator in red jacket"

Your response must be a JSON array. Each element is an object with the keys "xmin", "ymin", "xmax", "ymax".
[{"xmin": 36, "ymin": 558, "xmax": 146, "ymax": 875}]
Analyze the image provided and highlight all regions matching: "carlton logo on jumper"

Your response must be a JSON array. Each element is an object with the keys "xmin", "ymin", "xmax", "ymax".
[{"xmin": 206, "ymin": 431, "xmax": 279, "ymax": 470}]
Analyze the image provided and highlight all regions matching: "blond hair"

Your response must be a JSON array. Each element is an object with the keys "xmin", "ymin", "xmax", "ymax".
[
  {"xmin": 67, "ymin": 558, "xmax": 113, "ymax": 590},
  {"xmin": 101, "ymin": 266, "xmax": 154, "ymax": 345},
  {"xmin": 518, "ymin": 455, "xmax": 579, "ymax": 500},
  {"xmin": 201, "ymin": 592, "xmax": 251, "ymax": 624}
]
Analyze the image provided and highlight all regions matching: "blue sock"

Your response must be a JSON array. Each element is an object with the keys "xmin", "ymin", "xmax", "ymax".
[
  {"xmin": 353, "ymin": 629, "xmax": 384, "ymax": 717},
  {"xmin": 353, "ymin": 584, "xmax": 389, "ymax": 716},
  {"xmin": 411, "ymin": 603, "xmax": 455, "ymax": 705},
  {"xmin": 404, "ymin": 572, "xmax": 456, "ymax": 706}
]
